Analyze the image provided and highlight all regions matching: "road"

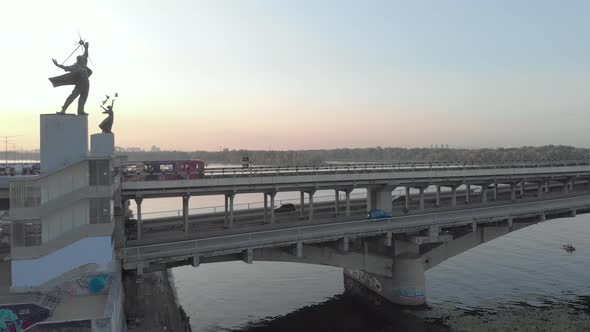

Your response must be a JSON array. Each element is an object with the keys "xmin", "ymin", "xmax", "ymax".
[{"xmin": 125, "ymin": 182, "xmax": 586, "ymax": 246}]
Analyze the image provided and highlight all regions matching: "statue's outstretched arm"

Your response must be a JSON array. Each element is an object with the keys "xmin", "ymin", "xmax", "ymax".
[{"xmin": 83, "ymin": 42, "xmax": 89, "ymax": 60}]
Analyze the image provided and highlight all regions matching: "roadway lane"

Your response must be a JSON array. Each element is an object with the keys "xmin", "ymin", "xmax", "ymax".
[
  {"xmin": 123, "ymin": 193, "xmax": 590, "ymax": 263},
  {"xmin": 126, "ymin": 183, "xmax": 589, "ymax": 246}
]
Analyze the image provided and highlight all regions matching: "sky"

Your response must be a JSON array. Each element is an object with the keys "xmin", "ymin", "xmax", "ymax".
[{"xmin": 0, "ymin": 0, "xmax": 589, "ymax": 151}]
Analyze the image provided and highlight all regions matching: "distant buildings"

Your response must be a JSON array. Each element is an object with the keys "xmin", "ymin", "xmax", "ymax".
[{"xmin": 115, "ymin": 146, "xmax": 144, "ymax": 152}]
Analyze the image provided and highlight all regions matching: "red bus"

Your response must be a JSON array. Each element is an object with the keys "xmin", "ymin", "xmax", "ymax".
[{"xmin": 123, "ymin": 160, "xmax": 206, "ymax": 181}]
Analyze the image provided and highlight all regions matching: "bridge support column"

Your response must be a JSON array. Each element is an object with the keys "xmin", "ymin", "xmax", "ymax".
[
  {"xmin": 493, "ymin": 182, "xmax": 498, "ymax": 201},
  {"xmin": 182, "ymin": 193, "xmax": 190, "ymax": 233},
  {"xmin": 418, "ymin": 187, "xmax": 426, "ymax": 210},
  {"xmin": 134, "ymin": 195, "xmax": 143, "ymax": 240},
  {"xmin": 308, "ymin": 190, "xmax": 316, "ymax": 221},
  {"xmin": 435, "ymin": 185, "xmax": 441, "ymax": 207},
  {"xmin": 368, "ymin": 186, "xmax": 394, "ymax": 213},
  {"xmin": 545, "ymin": 180, "xmax": 550, "ymax": 193},
  {"xmin": 465, "ymin": 184, "xmax": 470, "ymax": 204},
  {"xmin": 269, "ymin": 191, "xmax": 277, "ymax": 224},
  {"xmin": 343, "ymin": 256, "xmax": 425, "ymax": 306},
  {"xmin": 383, "ymin": 232, "xmax": 392, "ymax": 247},
  {"xmin": 480, "ymin": 184, "xmax": 488, "ymax": 203},
  {"xmin": 299, "ymin": 191, "xmax": 304, "ymax": 218},
  {"xmin": 537, "ymin": 182, "xmax": 543, "ymax": 197},
  {"xmin": 224, "ymin": 193, "xmax": 235, "ymax": 228},
  {"xmin": 520, "ymin": 181, "xmax": 526, "ymax": 197},
  {"xmin": 345, "ymin": 189, "xmax": 352, "ymax": 216},
  {"xmin": 334, "ymin": 190, "xmax": 340, "ymax": 215},
  {"xmin": 264, "ymin": 193, "xmax": 268, "ymax": 223},
  {"xmin": 451, "ymin": 185, "xmax": 457, "ymax": 207},
  {"xmin": 510, "ymin": 183, "xmax": 516, "ymax": 202},
  {"xmin": 405, "ymin": 187, "xmax": 410, "ymax": 210}
]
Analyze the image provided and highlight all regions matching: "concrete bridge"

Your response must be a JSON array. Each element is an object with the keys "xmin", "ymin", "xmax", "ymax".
[{"xmin": 119, "ymin": 161, "xmax": 590, "ymax": 308}]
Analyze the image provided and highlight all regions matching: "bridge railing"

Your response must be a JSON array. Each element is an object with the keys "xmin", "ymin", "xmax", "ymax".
[
  {"xmin": 122, "ymin": 160, "xmax": 590, "ymax": 182},
  {"xmin": 122, "ymin": 209, "xmax": 515, "ymax": 261},
  {"xmin": 138, "ymin": 191, "xmax": 375, "ymax": 219}
]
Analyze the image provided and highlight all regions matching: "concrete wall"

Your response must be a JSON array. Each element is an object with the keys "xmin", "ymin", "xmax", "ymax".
[
  {"xmin": 42, "ymin": 200, "xmax": 90, "ymax": 243},
  {"xmin": 40, "ymin": 114, "xmax": 88, "ymax": 173},
  {"xmin": 11, "ymin": 236, "xmax": 112, "ymax": 289},
  {"xmin": 41, "ymin": 162, "xmax": 89, "ymax": 204}
]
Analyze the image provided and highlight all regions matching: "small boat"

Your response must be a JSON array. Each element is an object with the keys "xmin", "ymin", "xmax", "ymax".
[{"xmin": 561, "ymin": 244, "xmax": 576, "ymax": 252}]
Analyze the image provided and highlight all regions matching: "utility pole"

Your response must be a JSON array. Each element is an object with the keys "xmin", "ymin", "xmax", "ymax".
[{"xmin": 0, "ymin": 135, "xmax": 22, "ymax": 167}]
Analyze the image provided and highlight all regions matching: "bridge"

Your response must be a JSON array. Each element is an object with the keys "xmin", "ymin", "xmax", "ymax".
[{"xmin": 119, "ymin": 160, "xmax": 590, "ymax": 307}]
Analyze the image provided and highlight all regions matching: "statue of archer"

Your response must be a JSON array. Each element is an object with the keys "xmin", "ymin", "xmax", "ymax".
[{"xmin": 49, "ymin": 39, "xmax": 93, "ymax": 115}]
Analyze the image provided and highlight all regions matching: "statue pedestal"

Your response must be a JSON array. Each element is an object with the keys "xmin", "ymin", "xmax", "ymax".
[
  {"xmin": 91, "ymin": 133, "xmax": 115, "ymax": 157},
  {"xmin": 40, "ymin": 114, "xmax": 88, "ymax": 173}
]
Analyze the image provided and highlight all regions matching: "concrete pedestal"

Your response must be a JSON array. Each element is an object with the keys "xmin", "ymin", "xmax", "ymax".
[
  {"xmin": 344, "ymin": 256, "xmax": 426, "ymax": 306},
  {"xmin": 91, "ymin": 133, "xmax": 115, "ymax": 157},
  {"xmin": 40, "ymin": 114, "xmax": 88, "ymax": 173}
]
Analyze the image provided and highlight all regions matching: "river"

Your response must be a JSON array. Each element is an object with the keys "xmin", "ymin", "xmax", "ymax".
[{"xmin": 132, "ymin": 169, "xmax": 590, "ymax": 332}]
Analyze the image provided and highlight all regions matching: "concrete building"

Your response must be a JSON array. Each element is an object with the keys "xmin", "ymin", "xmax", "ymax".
[{"xmin": 1, "ymin": 114, "xmax": 125, "ymax": 331}]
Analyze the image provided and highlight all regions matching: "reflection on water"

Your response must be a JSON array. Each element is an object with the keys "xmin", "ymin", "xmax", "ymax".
[{"xmin": 171, "ymin": 208, "xmax": 590, "ymax": 331}]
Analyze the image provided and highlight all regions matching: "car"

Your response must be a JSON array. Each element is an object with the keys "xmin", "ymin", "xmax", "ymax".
[
  {"xmin": 367, "ymin": 209, "xmax": 393, "ymax": 220},
  {"xmin": 274, "ymin": 203, "xmax": 296, "ymax": 213}
]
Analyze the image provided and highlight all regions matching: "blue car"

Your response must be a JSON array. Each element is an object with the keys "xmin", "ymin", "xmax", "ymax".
[{"xmin": 367, "ymin": 209, "xmax": 393, "ymax": 220}]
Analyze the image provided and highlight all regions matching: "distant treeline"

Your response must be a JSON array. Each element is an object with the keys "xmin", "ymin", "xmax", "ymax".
[{"xmin": 118, "ymin": 145, "xmax": 590, "ymax": 166}]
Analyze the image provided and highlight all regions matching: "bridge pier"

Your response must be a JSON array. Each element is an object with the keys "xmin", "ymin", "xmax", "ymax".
[
  {"xmin": 465, "ymin": 184, "xmax": 470, "ymax": 204},
  {"xmin": 493, "ymin": 182, "xmax": 498, "ymax": 201},
  {"xmin": 520, "ymin": 181, "xmax": 526, "ymax": 197},
  {"xmin": 224, "ymin": 193, "xmax": 235, "ymax": 228},
  {"xmin": 299, "ymin": 191, "xmax": 305, "ymax": 218},
  {"xmin": 418, "ymin": 187, "xmax": 426, "ymax": 210},
  {"xmin": 508, "ymin": 183, "xmax": 515, "ymax": 201},
  {"xmin": 263, "ymin": 192, "xmax": 277, "ymax": 224},
  {"xmin": 367, "ymin": 186, "xmax": 394, "ymax": 213},
  {"xmin": 405, "ymin": 186, "xmax": 410, "ymax": 210},
  {"xmin": 182, "ymin": 193, "xmax": 190, "ymax": 233},
  {"xmin": 480, "ymin": 184, "xmax": 488, "ymax": 203},
  {"xmin": 345, "ymin": 189, "xmax": 352, "ymax": 216},
  {"xmin": 435, "ymin": 185, "xmax": 441, "ymax": 207},
  {"xmin": 135, "ymin": 195, "xmax": 143, "ymax": 240},
  {"xmin": 450, "ymin": 185, "xmax": 458, "ymax": 206},
  {"xmin": 308, "ymin": 190, "xmax": 315, "ymax": 221},
  {"xmin": 537, "ymin": 182, "xmax": 543, "ymax": 197},
  {"xmin": 344, "ymin": 256, "xmax": 425, "ymax": 306},
  {"xmin": 334, "ymin": 189, "xmax": 340, "ymax": 215}
]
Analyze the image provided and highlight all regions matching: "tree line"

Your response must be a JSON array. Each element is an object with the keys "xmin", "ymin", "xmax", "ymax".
[{"xmin": 119, "ymin": 145, "xmax": 590, "ymax": 166}]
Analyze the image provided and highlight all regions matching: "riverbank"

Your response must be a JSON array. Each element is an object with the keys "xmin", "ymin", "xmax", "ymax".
[
  {"xmin": 127, "ymin": 270, "xmax": 191, "ymax": 332},
  {"xmin": 417, "ymin": 297, "xmax": 590, "ymax": 332}
]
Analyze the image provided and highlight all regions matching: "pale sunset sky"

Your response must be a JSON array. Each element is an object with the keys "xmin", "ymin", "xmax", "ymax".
[{"xmin": 0, "ymin": 0, "xmax": 589, "ymax": 151}]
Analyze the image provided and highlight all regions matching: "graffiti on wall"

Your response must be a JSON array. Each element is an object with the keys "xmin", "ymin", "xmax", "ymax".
[
  {"xmin": 55, "ymin": 273, "xmax": 113, "ymax": 296},
  {"xmin": 392, "ymin": 287, "xmax": 425, "ymax": 299},
  {"xmin": 345, "ymin": 269, "xmax": 383, "ymax": 293},
  {"xmin": 0, "ymin": 304, "xmax": 49, "ymax": 332}
]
